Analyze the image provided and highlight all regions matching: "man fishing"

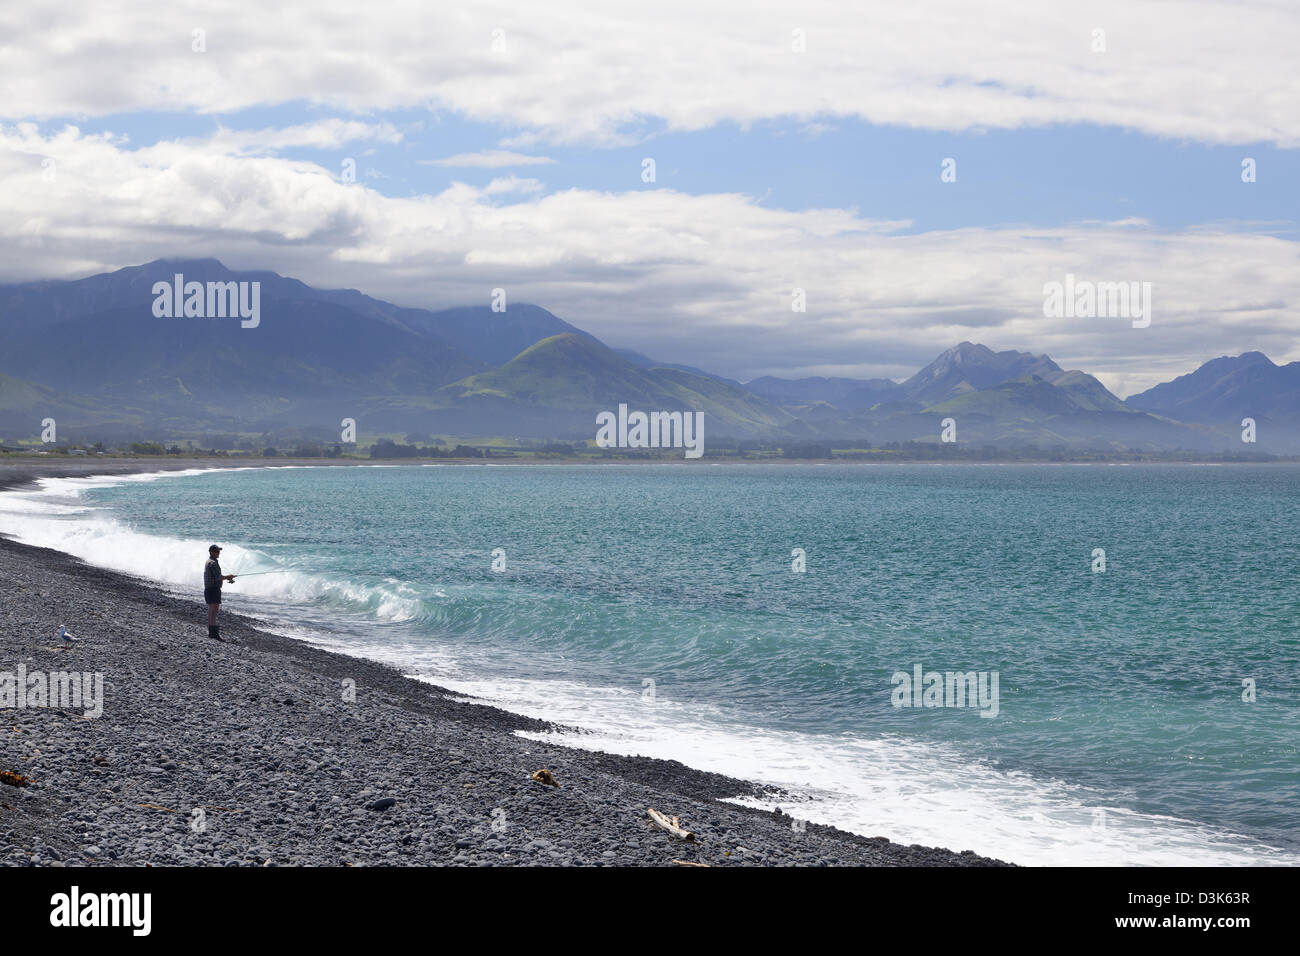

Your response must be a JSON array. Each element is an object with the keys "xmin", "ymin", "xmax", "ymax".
[{"xmin": 203, "ymin": 544, "xmax": 236, "ymax": 641}]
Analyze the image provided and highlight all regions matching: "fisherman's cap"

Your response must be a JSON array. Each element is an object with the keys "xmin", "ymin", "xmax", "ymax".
[{"xmin": 209, "ymin": 544, "xmax": 222, "ymax": 552}]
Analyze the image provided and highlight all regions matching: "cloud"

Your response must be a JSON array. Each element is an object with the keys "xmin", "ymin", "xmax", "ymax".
[
  {"xmin": 1, "ymin": 124, "xmax": 1296, "ymax": 395},
  {"xmin": 203, "ymin": 119, "xmax": 404, "ymax": 154},
  {"xmin": 422, "ymin": 150, "xmax": 556, "ymax": 168},
  {"xmin": 482, "ymin": 176, "xmax": 545, "ymax": 194},
  {"xmin": 2, "ymin": 1, "xmax": 1297, "ymax": 147}
]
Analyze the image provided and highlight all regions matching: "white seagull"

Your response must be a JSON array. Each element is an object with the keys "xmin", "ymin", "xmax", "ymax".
[{"xmin": 57, "ymin": 624, "xmax": 78, "ymax": 650}]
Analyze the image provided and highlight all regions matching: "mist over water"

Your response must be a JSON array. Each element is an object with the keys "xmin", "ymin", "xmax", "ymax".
[{"xmin": 2, "ymin": 462, "xmax": 1297, "ymax": 865}]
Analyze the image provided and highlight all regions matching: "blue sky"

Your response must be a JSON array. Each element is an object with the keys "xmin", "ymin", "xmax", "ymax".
[{"xmin": 63, "ymin": 106, "xmax": 1298, "ymax": 235}]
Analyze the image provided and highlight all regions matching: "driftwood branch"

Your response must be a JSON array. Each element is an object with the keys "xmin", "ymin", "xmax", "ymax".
[{"xmin": 648, "ymin": 807, "xmax": 696, "ymax": 841}]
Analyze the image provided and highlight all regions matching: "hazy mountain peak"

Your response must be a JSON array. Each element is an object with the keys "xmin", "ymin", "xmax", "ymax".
[
  {"xmin": 139, "ymin": 257, "xmax": 232, "ymax": 271},
  {"xmin": 1200, "ymin": 351, "xmax": 1275, "ymax": 373},
  {"xmin": 948, "ymin": 341, "xmax": 993, "ymax": 361},
  {"xmin": 903, "ymin": 342, "xmax": 1062, "ymax": 404},
  {"xmin": 1126, "ymin": 350, "xmax": 1296, "ymax": 423}
]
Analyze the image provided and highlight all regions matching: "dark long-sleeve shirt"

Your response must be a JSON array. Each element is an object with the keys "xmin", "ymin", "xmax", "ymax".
[{"xmin": 204, "ymin": 558, "xmax": 223, "ymax": 591}]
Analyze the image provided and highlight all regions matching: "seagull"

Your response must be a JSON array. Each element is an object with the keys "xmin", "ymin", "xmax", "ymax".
[{"xmin": 58, "ymin": 624, "xmax": 78, "ymax": 650}]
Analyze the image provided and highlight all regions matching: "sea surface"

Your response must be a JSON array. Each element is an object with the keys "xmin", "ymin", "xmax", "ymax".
[{"xmin": 2, "ymin": 462, "xmax": 1297, "ymax": 865}]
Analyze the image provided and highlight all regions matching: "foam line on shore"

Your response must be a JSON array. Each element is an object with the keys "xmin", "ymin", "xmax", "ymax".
[{"xmin": 278, "ymin": 626, "xmax": 1296, "ymax": 867}]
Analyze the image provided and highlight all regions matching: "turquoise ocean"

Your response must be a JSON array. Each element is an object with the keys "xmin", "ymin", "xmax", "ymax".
[{"xmin": 2, "ymin": 462, "xmax": 1296, "ymax": 865}]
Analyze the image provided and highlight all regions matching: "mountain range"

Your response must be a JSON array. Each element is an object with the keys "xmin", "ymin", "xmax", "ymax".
[{"xmin": 0, "ymin": 259, "xmax": 1296, "ymax": 451}]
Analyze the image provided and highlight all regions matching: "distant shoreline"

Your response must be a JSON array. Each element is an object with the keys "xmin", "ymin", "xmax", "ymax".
[
  {"xmin": 0, "ymin": 457, "xmax": 371, "ymax": 493},
  {"xmin": 1, "ymin": 453, "xmax": 1296, "ymax": 496}
]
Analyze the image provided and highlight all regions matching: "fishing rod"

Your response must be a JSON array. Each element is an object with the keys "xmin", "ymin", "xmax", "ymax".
[{"xmin": 229, "ymin": 568, "xmax": 293, "ymax": 577}]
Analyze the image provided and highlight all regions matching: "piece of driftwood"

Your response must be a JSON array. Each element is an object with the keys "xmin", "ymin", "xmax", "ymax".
[
  {"xmin": 647, "ymin": 807, "xmax": 696, "ymax": 841},
  {"xmin": 671, "ymin": 859, "xmax": 709, "ymax": 867},
  {"xmin": 531, "ymin": 768, "xmax": 560, "ymax": 787}
]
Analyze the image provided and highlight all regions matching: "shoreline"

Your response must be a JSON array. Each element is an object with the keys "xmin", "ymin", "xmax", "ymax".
[
  {"xmin": 0, "ymin": 455, "xmax": 1294, "ymax": 493},
  {"xmin": 0, "ymin": 461, "xmax": 1007, "ymax": 866}
]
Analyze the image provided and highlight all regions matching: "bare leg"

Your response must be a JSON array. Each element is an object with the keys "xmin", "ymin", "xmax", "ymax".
[{"xmin": 207, "ymin": 602, "xmax": 218, "ymax": 626}]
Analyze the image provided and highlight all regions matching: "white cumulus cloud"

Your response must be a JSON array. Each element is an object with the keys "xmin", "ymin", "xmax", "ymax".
[{"xmin": 422, "ymin": 151, "xmax": 556, "ymax": 168}]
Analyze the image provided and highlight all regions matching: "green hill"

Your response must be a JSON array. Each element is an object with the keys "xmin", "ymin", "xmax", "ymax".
[
  {"xmin": 1042, "ymin": 370, "xmax": 1135, "ymax": 413},
  {"xmin": 431, "ymin": 333, "xmax": 794, "ymax": 436},
  {"xmin": 0, "ymin": 371, "xmax": 48, "ymax": 412},
  {"xmin": 0, "ymin": 371, "xmax": 133, "ymax": 436},
  {"xmin": 929, "ymin": 374, "xmax": 1082, "ymax": 417},
  {"xmin": 921, "ymin": 374, "xmax": 1202, "ymax": 447}
]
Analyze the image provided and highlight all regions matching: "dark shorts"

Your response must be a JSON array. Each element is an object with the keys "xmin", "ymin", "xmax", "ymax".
[{"xmin": 204, "ymin": 587, "xmax": 222, "ymax": 605}]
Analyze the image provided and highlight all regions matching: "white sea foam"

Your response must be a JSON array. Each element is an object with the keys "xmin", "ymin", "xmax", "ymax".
[
  {"xmin": 0, "ymin": 470, "xmax": 420, "ymax": 621},
  {"xmin": 407, "ymin": 672, "xmax": 1296, "ymax": 867},
  {"xmin": 269, "ymin": 618, "xmax": 1298, "ymax": 866}
]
